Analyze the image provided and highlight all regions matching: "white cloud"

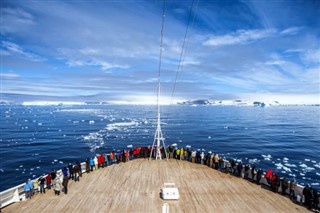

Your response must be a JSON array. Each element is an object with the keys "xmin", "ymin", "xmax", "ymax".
[
  {"xmin": 58, "ymin": 48, "xmax": 130, "ymax": 70},
  {"xmin": 0, "ymin": 73, "xmax": 20, "ymax": 78},
  {"xmin": 302, "ymin": 49, "xmax": 320, "ymax": 64},
  {"xmin": 1, "ymin": 8, "xmax": 36, "ymax": 34},
  {"xmin": 181, "ymin": 58, "xmax": 201, "ymax": 66},
  {"xmin": 2, "ymin": 41, "xmax": 46, "ymax": 62},
  {"xmin": 203, "ymin": 29, "xmax": 276, "ymax": 46},
  {"xmin": 265, "ymin": 60, "xmax": 285, "ymax": 65},
  {"xmin": 280, "ymin": 27, "xmax": 302, "ymax": 35}
]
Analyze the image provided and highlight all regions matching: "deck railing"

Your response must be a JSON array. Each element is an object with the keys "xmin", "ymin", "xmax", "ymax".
[
  {"xmin": 0, "ymin": 162, "xmax": 87, "ymax": 209},
  {"xmin": 0, "ymin": 156, "xmax": 318, "ymax": 209}
]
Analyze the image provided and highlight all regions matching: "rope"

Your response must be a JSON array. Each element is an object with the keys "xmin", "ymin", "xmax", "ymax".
[{"xmin": 170, "ymin": 0, "xmax": 200, "ymax": 105}]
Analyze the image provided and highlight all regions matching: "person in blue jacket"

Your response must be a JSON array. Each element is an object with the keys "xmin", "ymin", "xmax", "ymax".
[
  {"xmin": 24, "ymin": 181, "xmax": 31, "ymax": 199},
  {"xmin": 28, "ymin": 178, "xmax": 34, "ymax": 197},
  {"xmin": 90, "ymin": 157, "xmax": 94, "ymax": 172}
]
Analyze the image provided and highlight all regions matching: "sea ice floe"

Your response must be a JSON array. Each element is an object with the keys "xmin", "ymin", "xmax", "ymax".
[
  {"xmin": 288, "ymin": 173, "xmax": 296, "ymax": 177},
  {"xmin": 54, "ymin": 159, "xmax": 58, "ymax": 162},
  {"xmin": 314, "ymin": 163, "xmax": 320, "ymax": 169},
  {"xmin": 261, "ymin": 154, "xmax": 272, "ymax": 161},
  {"xmin": 316, "ymin": 172, "xmax": 320, "ymax": 176},
  {"xmin": 305, "ymin": 159, "xmax": 311, "ymax": 162},
  {"xmin": 59, "ymin": 161, "xmax": 63, "ymax": 164},
  {"xmin": 284, "ymin": 163, "xmax": 297, "ymax": 168},
  {"xmin": 311, "ymin": 183, "xmax": 320, "ymax": 186},
  {"xmin": 249, "ymin": 158, "xmax": 260, "ymax": 164},
  {"xmin": 299, "ymin": 164, "xmax": 315, "ymax": 172},
  {"xmin": 89, "ymin": 120, "xmax": 95, "ymax": 124},
  {"xmin": 38, "ymin": 123, "xmax": 42, "ymax": 126},
  {"xmin": 106, "ymin": 121, "xmax": 138, "ymax": 131},
  {"xmin": 299, "ymin": 163, "xmax": 308, "ymax": 168},
  {"xmin": 275, "ymin": 163, "xmax": 292, "ymax": 172},
  {"xmin": 300, "ymin": 173, "xmax": 305, "ymax": 176},
  {"xmin": 0, "ymin": 169, "xmax": 4, "ymax": 173}
]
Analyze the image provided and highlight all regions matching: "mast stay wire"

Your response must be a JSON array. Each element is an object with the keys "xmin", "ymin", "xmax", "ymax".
[
  {"xmin": 169, "ymin": 0, "xmax": 200, "ymax": 105},
  {"xmin": 149, "ymin": 0, "xmax": 167, "ymax": 160},
  {"xmin": 156, "ymin": 0, "xmax": 166, "ymax": 108}
]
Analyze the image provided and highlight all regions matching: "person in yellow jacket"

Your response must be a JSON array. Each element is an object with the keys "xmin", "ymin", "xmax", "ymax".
[
  {"xmin": 184, "ymin": 149, "xmax": 188, "ymax": 161},
  {"xmin": 214, "ymin": 154, "xmax": 219, "ymax": 170},
  {"xmin": 176, "ymin": 149, "xmax": 180, "ymax": 159},
  {"xmin": 33, "ymin": 178, "xmax": 39, "ymax": 194},
  {"xmin": 180, "ymin": 148, "xmax": 184, "ymax": 160}
]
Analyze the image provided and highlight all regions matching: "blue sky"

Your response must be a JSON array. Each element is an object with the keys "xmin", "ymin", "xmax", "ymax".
[{"xmin": 1, "ymin": 0, "xmax": 319, "ymax": 104}]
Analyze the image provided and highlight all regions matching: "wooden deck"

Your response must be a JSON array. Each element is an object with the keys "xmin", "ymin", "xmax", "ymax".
[{"xmin": 3, "ymin": 159, "xmax": 309, "ymax": 213}]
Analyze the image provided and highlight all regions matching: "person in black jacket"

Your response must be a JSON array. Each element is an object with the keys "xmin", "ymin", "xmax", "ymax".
[
  {"xmin": 68, "ymin": 163, "xmax": 74, "ymax": 180},
  {"xmin": 38, "ymin": 174, "xmax": 46, "ymax": 194},
  {"xmin": 256, "ymin": 169, "xmax": 263, "ymax": 185},
  {"xmin": 306, "ymin": 186, "xmax": 314, "ymax": 210},
  {"xmin": 85, "ymin": 158, "xmax": 90, "ymax": 173},
  {"xmin": 251, "ymin": 165, "xmax": 257, "ymax": 182},
  {"xmin": 303, "ymin": 185, "xmax": 310, "ymax": 206},
  {"xmin": 313, "ymin": 189, "xmax": 319, "ymax": 210},
  {"xmin": 62, "ymin": 172, "xmax": 69, "ymax": 194},
  {"xmin": 281, "ymin": 177, "xmax": 289, "ymax": 196},
  {"xmin": 73, "ymin": 163, "xmax": 80, "ymax": 181}
]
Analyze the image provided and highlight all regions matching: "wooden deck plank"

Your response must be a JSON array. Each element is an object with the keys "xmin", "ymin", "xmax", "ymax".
[{"xmin": 3, "ymin": 159, "xmax": 309, "ymax": 213}]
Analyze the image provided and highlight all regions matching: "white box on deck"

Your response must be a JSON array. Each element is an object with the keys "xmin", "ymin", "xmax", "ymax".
[{"xmin": 161, "ymin": 183, "xmax": 179, "ymax": 200}]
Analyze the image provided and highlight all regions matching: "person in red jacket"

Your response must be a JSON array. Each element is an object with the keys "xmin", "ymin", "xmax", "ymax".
[
  {"xmin": 110, "ymin": 152, "xmax": 114, "ymax": 165},
  {"xmin": 125, "ymin": 150, "xmax": 129, "ymax": 162},
  {"xmin": 46, "ymin": 173, "xmax": 52, "ymax": 190},
  {"xmin": 97, "ymin": 154, "xmax": 101, "ymax": 168},
  {"xmin": 101, "ymin": 154, "xmax": 105, "ymax": 168}
]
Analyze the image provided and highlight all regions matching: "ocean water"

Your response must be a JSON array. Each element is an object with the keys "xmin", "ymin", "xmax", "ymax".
[{"xmin": 0, "ymin": 105, "xmax": 319, "ymax": 191}]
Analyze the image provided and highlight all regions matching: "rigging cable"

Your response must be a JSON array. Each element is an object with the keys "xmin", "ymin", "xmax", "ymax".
[
  {"xmin": 170, "ymin": 0, "xmax": 200, "ymax": 105},
  {"xmin": 156, "ymin": 0, "xmax": 166, "ymax": 108}
]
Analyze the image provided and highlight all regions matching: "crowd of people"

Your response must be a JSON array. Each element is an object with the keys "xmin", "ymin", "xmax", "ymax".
[{"xmin": 23, "ymin": 145, "xmax": 319, "ymax": 211}]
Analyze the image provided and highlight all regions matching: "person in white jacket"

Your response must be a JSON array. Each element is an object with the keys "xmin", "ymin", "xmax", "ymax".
[
  {"xmin": 94, "ymin": 156, "xmax": 98, "ymax": 170},
  {"xmin": 53, "ymin": 174, "xmax": 62, "ymax": 196}
]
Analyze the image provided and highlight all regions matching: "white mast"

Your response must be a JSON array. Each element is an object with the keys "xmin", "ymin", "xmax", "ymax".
[
  {"xmin": 149, "ymin": 0, "xmax": 167, "ymax": 160},
  {"xmin": 150, "ymin": 84, "xmax": 167, "ymax": 160}
]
